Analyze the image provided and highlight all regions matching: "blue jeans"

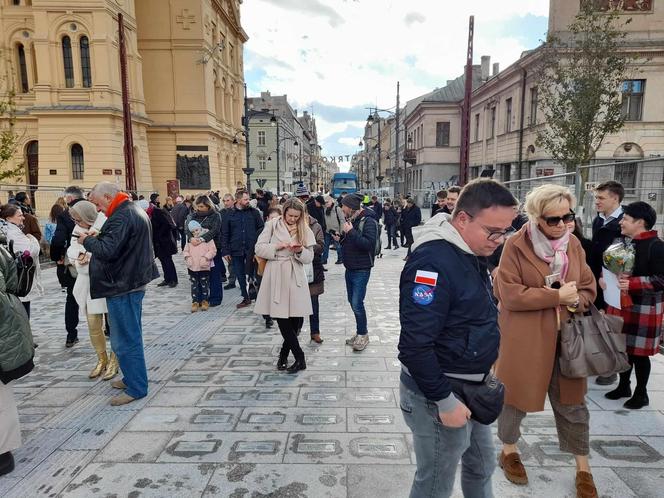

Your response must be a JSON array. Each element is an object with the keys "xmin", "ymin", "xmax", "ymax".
[
  {"xmin": 345, "ymin": 269, "xmax": 370, "ymax": 335},
  {"xmin": 107, "ymin": 291, "xmax": 148, "ymax": 399},
  {"xmin": 208, "ymin": 252, "xmax": 224, "ymax": 305},
  {"xmin": 400, "ymin": 381, "xmax": 495, "ymax": 498},
  {"xmin": 323, "ymin": 232, "xmax": 342, "ymax": 264}
]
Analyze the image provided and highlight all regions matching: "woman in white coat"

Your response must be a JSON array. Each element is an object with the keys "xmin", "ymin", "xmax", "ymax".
[
  {"xmin": 67, "ymin": 201, "xmax": 118, "ymax": 380},
  {"xmin": 0, "ymin": 204, "xmax": 43, "ymax": 318},
  {"xmin": 254, "ymin": 198, "xmax": 316, "ymax": 374}
]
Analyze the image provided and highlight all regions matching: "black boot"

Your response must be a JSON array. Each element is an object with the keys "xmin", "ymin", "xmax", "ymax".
[
  {"xmin": 605, "ymin": 383, "xmax": 631, "ymax": 400},
  {"xmin": 265, "ymin": 317, "xmax": 274, "ymax": 329},
  {"xmin": 287, "ymin": 358, "xmax": 306, "ymax": 374},
  {"xmin": 0, "ymin": 452, "xmax": 15, "ymax": 477},
  {"xmin": 277, "ymin": 350, "xmax": 288, "ymax": 371},
  {"xmin": 624, "ymin": 390, "xmax": 649, "ymax": 409}
]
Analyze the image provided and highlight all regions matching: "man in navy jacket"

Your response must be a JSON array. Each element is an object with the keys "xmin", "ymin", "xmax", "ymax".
[{"xmin": 398, "ymin": 179, "xmax": 518, "ymax": 497}]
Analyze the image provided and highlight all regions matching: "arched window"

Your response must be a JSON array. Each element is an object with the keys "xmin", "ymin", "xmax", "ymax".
[
  {"xmin": 80, "ymin": 36, "xmax": 92, "ymax": 88},
  {"xmin": 71, "ymin": 143, "xmax": 84, "ymax": 180},
  {"xmin": 16, "ymin": 44, "xmax": 29, "ymax": 92},
  {"xmin": 62, "ymin": 36, "xmax": 74, "ymax": 88}
]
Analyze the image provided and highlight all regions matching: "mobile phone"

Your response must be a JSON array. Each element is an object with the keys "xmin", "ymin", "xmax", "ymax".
[{"xmin": 545, "ymin": 273, "xmax": 561, "ymax": 288}]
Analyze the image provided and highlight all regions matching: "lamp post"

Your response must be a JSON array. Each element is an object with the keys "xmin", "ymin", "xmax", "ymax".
[{"xmin": 241, "ymin": 83, "xmax": 254, "ymax": 193}]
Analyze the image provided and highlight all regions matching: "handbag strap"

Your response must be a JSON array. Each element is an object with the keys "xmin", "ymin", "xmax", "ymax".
[{"xmin": 584, "ymin": 302, "xmax": 616, "ymax": 345}]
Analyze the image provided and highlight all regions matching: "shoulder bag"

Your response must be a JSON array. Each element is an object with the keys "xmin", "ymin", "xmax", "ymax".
[
  {"xmin": 559, "ymin": 303, "xmax": 630, "ymax": 379},
  {"xmin": 254, "ymin": 220, "xmax": 275, "ymax": 276}
]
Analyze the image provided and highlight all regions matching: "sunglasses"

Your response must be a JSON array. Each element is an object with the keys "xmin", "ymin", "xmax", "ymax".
[{"xmin": 542, "ymin": 213, "xmax": 575, "ymax": 227}]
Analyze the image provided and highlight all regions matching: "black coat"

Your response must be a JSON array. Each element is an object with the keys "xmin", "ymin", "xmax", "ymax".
[
  {"xmin": 83, "ymin": 200, "xmax": 159, "ymax": 299},
  {"xmin": 401, "ymin": 205, "xmax": 422, "ymax": 230},
  {"xmin": 151, "ymin": 207, "xmax": 178, "ymax": 258},
  {"xmin": 369, "ymin": 202, "xmax": 382, "ymax": 221},
  {"xmin": 341, "ymin": 211, "xmax": 378, "ymax": 270},
  {"xmin": 306, "ymin": 199, "xmax": 327, "ymax": 232},
  {"xmin": 590, "ymin": 212, "xmax": 624, "ymax": 308},
  {"xmin": 221, "ymin": 206, "xmax": 264, "ymax": 257},
  {"xmin": 186, "ymin": 209, "xmax": 222, "ymax": 249},
  {"xmin": 50, "ymin": 198, "xmax": 83, "ymax": 262},
  {"xmin": 171, "ymin": 203, "xmax": 191, "ymax": 229},
  {"xmin": 383, "ymin": 207, "xmax": 398, "ymax": 226}
]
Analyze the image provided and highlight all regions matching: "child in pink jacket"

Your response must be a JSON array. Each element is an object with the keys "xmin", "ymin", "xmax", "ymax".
[{"xmin": 183, "ymin": 220, "xmax": 217, "ymax": 312}]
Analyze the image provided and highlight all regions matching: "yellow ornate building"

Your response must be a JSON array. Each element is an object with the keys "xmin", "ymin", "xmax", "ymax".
[{"xmin": 0, "ymin": 0, "xmax": 247, "ymax": 206}]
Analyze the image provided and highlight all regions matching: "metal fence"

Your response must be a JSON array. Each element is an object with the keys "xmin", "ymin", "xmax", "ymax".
[{"xmin": 503, "ymin": 157, "xmax": 664, "ymax": 237}]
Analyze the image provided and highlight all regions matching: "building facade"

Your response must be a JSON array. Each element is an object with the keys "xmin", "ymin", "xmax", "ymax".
[{"xmin": 0, "ymin": 0, "xmax": 247, "ymax": 210}]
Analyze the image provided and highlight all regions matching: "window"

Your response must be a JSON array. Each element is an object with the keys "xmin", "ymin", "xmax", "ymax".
[
  {"xmin": 615, "ymin": 161, "xmax": 637, "ymax": 189},
  {"xmin": 62, "ymin": 36, "xmax": 74, "ymax": 88},
  {"xmin": 257, "ymin": 130, "xmax": 266, "ymax": 146},
  {"xmin": 12, "ymin": 0, "xmax": 21, "ymax": 5},
  {"xmin": 621, "ymin": 80, "xmax": 645, "ymax": 121},
  {"xmin": 489, "ymin": 107, "xmax": 496, "ymax": 139},
  {"xmin": 530, "ymin": 87, "xmax": 538, "ymax": 126},
  {"xmin": 16, "ymin": 44, "xmax": 29, "ymax": 93},
  {"xmin": 471, "ymin": 166, "xmax": 480, "ymax": 179},
  {"xmin": 505, "ymin": 98, "xmax": 513, "ymax": 133},
  {"xmin": 474, "ymin": 113, "xmax": 480, "ymax": 141},
  {"xmin": 435, "ymin": 122, "xmax": 450, "ymax": 147},
  {"xmin": 501, "ymin": 163, "xmax": 511, "ymax": 182},
  {"xmin": 259, "ymin": 158, "xmax": 267, "ymax": 171},
  {"xmin": 71, "ymin": 144, "xmax": 84, "ymax": 180},
  {"xmin": 80, "ymin": 36, "xmax": 92, "ymax": 88}
]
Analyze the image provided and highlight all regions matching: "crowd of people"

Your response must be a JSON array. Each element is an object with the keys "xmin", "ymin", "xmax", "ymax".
[{"xmin": 1, "ymin": 177, "xmax": 662, "ymax": 498}]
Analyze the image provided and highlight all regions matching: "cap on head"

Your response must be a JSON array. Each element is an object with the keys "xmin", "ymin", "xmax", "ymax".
[
  {"xmin": 295, "ymin": 183, "xmax": 310, "ymax": 198},
  {"xmin": 341, "ymin": 193, "xmax": 363, "ymax": 211},
  {"xmin": 188, "ymin": 220, "xmax": 202, "ymax": 232}
]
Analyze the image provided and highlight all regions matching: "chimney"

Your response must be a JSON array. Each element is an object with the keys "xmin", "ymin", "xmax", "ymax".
[
  {"xmin": 492, "ymin": 63, "xmax": 500, "ymax": 76},
  {"xmin": 481, "ymin": 55, "xmax": 491, "ymax": 80}
]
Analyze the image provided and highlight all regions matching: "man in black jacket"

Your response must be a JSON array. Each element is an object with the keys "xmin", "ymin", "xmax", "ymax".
[
  {"xmin": 171, "ymin": 196, "xmax": 192, "ymax": 251},
  {"xmin": 431, "ymin": 190, "xmax": 447, "ymax": 218},
  {"xmin": 401, "ymin": 198, "xmax": 422, "ymax": 259},
  {"xmin": 222, "ymin": 190, "xmax": 264, "ymax": 308},
  {"xmin": 590, "ymin": 180, "xmax": 625, "ymax": 386},
  {"xmin": 333, "ymin": 193, "xmax": 378, "ymax": 352},
  {"xmin": 399, "ymin": 179, "xmax": 518, "ymax": 497},
  {"xmin": 50, "ymin": 185, "xmax": 84, "ymax": 347},
  {"xmin": 81, "ymin": 182, "xmax": 159, "ymax": 406}
]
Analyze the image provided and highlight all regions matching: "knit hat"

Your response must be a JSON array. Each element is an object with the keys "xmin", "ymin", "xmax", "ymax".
[
  {"xmin": 150, "ymin": 193, "xmax": 160, "ymax": 203},
  {"xmin": 70, "ymin": 200, "xmax": 98, "ymax": 226},
  {"xmin": 188, "ymin": 220, "xmax": 202, "ymax": 232},
  {"xmin": 341, "ymin": 192, "xmax": 363, "ymax": 211},
  {"xmin": 295, "ymin": 183, "xmax": 310, "ymax": 198}
]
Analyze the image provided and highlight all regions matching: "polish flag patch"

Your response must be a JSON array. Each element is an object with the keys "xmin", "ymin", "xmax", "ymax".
[{"xmin": 415, "ymin": 270, "xmax": 438, "ymax": 287}]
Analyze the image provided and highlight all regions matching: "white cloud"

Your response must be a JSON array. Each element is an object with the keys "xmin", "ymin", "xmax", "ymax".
[{"xmin": 243, "ymin": 0, "xmax": 550, "ymax": 169}]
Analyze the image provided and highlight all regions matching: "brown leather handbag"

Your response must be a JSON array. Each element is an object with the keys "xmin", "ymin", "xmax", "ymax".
[{"xmin": 559, "ymin": 304, "xmax": 630, "ymax": 379}]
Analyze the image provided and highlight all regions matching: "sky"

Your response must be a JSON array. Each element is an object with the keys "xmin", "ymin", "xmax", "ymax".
[{"xmin": 242, "ymin": 0, "xmax": 550, "ymax": 171}]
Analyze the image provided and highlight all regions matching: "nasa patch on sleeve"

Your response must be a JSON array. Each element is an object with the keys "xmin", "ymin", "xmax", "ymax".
[{"xmin": 412, "ymin": 285, "xmax": 435, "ymax": 306}]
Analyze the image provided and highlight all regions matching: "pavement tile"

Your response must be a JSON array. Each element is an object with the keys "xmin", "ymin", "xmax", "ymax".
[
  {"xmin": 124, "ymin": 406, "xmax": 242, "ymax": 432},
  {"xmin": 94, "ymin": 431, "xmax": 175, "ymax": 463},
  {"xmin": 235, "ymin": 407, "xmax": 348, "ymax": 432}
]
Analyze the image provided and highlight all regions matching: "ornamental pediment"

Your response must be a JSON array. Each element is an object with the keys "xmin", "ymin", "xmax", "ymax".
[{"xmin": 591, "ymin": 0, "xmax": 653, "ymax": 11}]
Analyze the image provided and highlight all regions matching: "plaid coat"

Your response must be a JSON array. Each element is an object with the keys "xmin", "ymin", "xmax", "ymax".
[{"xmin": 607, "ymin": 232, "xmax": 664, "ymax": 356}]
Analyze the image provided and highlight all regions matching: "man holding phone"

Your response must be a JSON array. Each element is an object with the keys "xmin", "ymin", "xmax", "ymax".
[{"xmin": 323, "ymin": 195, "xmax": 345, "ymax": 265}]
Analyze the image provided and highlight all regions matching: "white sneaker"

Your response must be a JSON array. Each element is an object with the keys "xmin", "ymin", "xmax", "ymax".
[
  {"xmin": 352, "ymin": 335, "xmax": 369, "ymax": 352},
  {"xmin": 345, "ymin": 335, "xmax": 358, "ymax": 346}
]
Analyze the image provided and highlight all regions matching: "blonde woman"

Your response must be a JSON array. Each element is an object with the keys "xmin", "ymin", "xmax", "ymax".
[
  {"xmin": 67, "ymin": 201, "xmax": 118, "ymax": 380},
  {"xmin": 254, "ymin": 198, "xmax": 316, "ymax": 373},
  {"xmin": 494, "ymin": 184, "xmax": 598, "ymax": 498}
]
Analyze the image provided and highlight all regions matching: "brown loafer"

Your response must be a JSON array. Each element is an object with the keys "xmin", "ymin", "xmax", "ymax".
[
  {"xmin": 576, "ymin": 471, "xmax": 598, "ymax": 498},
  {"xmin": 499, "ymin": 451, "xmax": 528, "ymax": 485}
]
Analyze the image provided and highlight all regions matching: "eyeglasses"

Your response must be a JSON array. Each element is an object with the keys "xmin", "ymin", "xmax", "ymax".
[
  {"xmin": 542, "ymin": 213, "xmax": 575, "ymax": 227},
  {"xmin": 463, "ymin": 212, "xmax": 516, "ymax": 242}
]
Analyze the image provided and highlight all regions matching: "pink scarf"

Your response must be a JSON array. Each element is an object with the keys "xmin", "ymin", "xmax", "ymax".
[{"xmin": 527, "ymin": 220, "xmax": 570, "ymax": 281}]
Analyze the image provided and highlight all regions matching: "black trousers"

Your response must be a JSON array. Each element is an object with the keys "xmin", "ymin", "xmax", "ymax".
[
  {"xmin": 178, "ymin": 228, "xmax": 187, "ymax": 251},
  {"xmin": 22, "ymin": 301, "xmax": 30, "ymax": 319},
  {"xmin": 158, "ymin": 254, "xmax": 178, "ymax": 284},
  {"xmin": 277, "ymin": 317, "xmax": 305, "ymax": 362},
  {"xmin": 65, "ymin": 281, "xmax": 79, "ymax": 341}
]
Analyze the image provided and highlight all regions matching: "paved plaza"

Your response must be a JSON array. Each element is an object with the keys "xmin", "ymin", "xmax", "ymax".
[{"xmin": 1, "ymin": 245, "xmax": 664, "ymax": 497}]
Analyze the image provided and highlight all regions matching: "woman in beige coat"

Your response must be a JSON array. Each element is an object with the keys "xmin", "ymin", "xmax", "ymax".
[
  {"xmin": 254, "ymin": 198, "xmax": 316, "ymax": 374},
  {"xmin": 494, "ymin": 184, "xmax": 597, "ymax": 498}
]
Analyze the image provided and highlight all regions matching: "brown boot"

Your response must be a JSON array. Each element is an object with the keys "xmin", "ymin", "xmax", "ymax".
[
  {"xmin": 191, "ymin": 302, "xmax": 199, "ymax": 313},
  {"xmin": 576, "ymin": 471, "xmax": 598, "ymax": 498},
  {"xmin": 200, "ymin": 300, "xmax": 209, "ymax": 311},
  {"xmin": 110, "ymin": 393, "xmax": 136, "ymax": 406},
  {"xmin": 499, "ymin": 451, "xmax": 528, "ymax": 485}
]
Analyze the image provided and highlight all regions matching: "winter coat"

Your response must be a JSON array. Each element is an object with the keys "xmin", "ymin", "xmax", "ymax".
[
  {"xmin": 494, "ymin": 226, "xmax": 597, "ymax": 413},
  {"xmin": 340, "ymin": 210, "xmax": 377, "ymax": 271},
  {"xmin": 308, "ymin": 215, "xmax": 325, "ymax": 297},
  {"xmin": 0, "ymin": 235, "xmax": 34, "ymax": 384},
  {"xmin": 221, "ymin": 206, "xmax": 264, "ymax": 257},
  {"xmin": 369, "ymin": 202, "xmax": 382, "ymax": 221},
  {"xmin": 1, "ymin": 221, "xmax": 43, "ymax": 303},
  {"xmin": 68, "ymin": 214, "xmax": 108, "ymax": 316},
  {"xmin": 83, "ymin": 199, "xmax": 160, "ymax": 299},
  {"xmin": 324, "ymin": 205, "xmax": 345, "ymax": 234},
  {"xmin": 186, "ymin": 209, "xmax": 222, "ymax": 250},
  {"xmin": 306, "ymin": 199, "xmax": 327, "ymax": 232},
  {"xmin": 383, "ymin": 207, "xmax": 398, "ymax": 226},
  {"xmin": 401, "ymin": 205, "xmax": 422, "ymax": 230},
  {"xmin": 183, "ymin": 239, "xmax": 217, "ymax": 272},
  {"xmin": 50, "ymin": 198, "xmax": 84, "ymax": 262},
  {"xmin": 171, "ymin": 202, "xmax": 191, "ymax": 230},
  {"xmin": 151, "ymin": 207, "xmax": 178, "ymax": 259},
  {"xmin": 606, "ymin": 232, "xmax": 664, "ymax": 356},
  {"xmin": 253, "ymin": 218, "xmax": 316, "ymax": 319}
]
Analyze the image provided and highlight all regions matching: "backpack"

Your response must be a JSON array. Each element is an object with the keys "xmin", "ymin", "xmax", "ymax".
[
  {"xmin": 5, "ymin": 239, "xmax": 36, "ymax": 298},
  {"xmin": 358, "ymin": 216, "xmax": 382, "ymax": 264}
]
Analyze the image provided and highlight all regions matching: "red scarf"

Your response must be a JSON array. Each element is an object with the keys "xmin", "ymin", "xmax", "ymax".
[
  {"xmin": 632, "ymin": 230, "xmax": 658, "ymax": 241},
  {"xmin": 106, "ymin": 192, "xmax": 130, "ymax": 218}
]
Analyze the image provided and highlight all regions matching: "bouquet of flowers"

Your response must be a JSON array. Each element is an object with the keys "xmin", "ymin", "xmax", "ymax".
[{"xmin": 603, "ymin": 239, "xmax": 635, "ymax": 308}]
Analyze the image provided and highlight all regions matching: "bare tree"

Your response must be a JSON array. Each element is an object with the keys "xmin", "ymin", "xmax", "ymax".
[
  {"xmin": 535, "ymin": 1, "xmax": 639, "ymax": 198},
  {"xmin": 0, "ymin": 57, "xmax": 23, "ymax": 182}
]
